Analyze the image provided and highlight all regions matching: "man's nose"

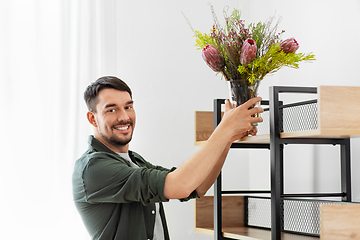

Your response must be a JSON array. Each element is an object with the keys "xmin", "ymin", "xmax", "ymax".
[{"xmin": 117, "ymin": 109, "xmax": 130, "ymax": 122}]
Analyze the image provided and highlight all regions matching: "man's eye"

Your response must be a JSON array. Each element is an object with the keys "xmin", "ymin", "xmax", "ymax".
[
  {"xmin": 108, "ymin": 109, "xmax": 116, "ymax": 113},
  {"xmin": 125, "ymin": 106, "xmax": 133, "ymax": 110}
]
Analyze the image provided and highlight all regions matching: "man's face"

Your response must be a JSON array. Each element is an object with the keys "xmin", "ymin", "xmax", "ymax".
[{"xmin": 89, "ymin": 88, "xmax": 135, "ymax": 152}]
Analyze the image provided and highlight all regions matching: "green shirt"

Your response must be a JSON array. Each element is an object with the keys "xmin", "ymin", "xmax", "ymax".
[{"xmin": 72, "ymin": 136, "xmax": 198, "ymax": 240}]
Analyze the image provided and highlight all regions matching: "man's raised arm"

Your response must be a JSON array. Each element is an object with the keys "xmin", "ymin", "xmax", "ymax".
[{"xmin": 164, "ymin": 97, "xmax": 263, "ymax": 199}]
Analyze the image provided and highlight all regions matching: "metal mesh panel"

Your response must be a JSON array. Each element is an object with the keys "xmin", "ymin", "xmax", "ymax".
[
  {"xmin": 247, "ymin": 197, "xmax": 342, "ymax": 236},
  {"xmin": 256, "ymin": 100, "xmax": 317, "ymax": 135},
  {"xmin": 256, "ymin": 108, "xmax": 269, "ymax": 135},
  {"xmin": 247, "ymin": 197, "xmax": 272, "ymax": 228},
  {"xmin": 281, "ymin": 100, "xmax": 318, "ymax": 133},
  {"xmin": 284, "ymin": 200, "xmax": 321, "ymax": 235}
]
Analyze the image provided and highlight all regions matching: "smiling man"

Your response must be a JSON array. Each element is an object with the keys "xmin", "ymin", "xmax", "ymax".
[
  {"xmin": 87, "ymin": 87, "xmax": 135, "ymax": 153},
  {"xmin": 72, "ymin": 76, "xmax": 263, "ymax": 240}
]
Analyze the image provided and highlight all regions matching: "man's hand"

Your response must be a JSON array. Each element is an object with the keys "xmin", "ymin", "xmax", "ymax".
[{"xmin": 221, "ymin": 97, "xmax": 263, "ymax": 142}]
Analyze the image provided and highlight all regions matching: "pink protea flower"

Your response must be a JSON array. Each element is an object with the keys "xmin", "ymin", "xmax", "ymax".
[
  {"xmin": 240, "ymin": 39, "xmax": 257, "ymax": 66},
  {"xmin": 280, "ymin": 38, "xmax": 299, "ymax": 53},
  {"xmin": 202, "ymin": 45, "xmax": 225, "ymax": 72}
]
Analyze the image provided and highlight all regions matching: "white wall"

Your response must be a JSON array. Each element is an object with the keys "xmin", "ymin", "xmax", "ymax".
[
  {"xmin": 94, "ymin": 1, "xmax": 245, "ymax": 239},
  {"xmin": 241, "ymin": 0, "xmax": 360, "ymax": 203},
  {"xmin": 82, "ymin": 0, "xmax": 360, "ymax": 239}
]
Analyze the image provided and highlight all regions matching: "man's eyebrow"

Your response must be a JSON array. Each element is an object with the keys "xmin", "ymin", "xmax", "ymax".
[
  {"xmin": 104, "ymin": 101, "xmax": 133, "ymax": 109},
  {"xmin": 104, "ymin": 103, "xmax": 117, "ymax": 109}
]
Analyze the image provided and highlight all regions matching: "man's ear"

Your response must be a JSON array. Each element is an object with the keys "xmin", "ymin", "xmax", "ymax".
[{"xmin": 87, "ymin": 111, "xmax": 98, "ymax": 127}]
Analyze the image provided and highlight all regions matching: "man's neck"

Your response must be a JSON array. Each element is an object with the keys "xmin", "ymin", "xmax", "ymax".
[{"xmin": 94, "ymin": 135, "xmax": 129, "ymax": 153}]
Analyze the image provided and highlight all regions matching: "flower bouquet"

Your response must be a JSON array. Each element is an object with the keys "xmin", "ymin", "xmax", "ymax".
[{"xmin": 188, "ymin": 6, "xmax": 316, "ymax": 108}]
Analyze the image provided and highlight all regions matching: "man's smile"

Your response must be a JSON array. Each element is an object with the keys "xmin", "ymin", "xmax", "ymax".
[
  {"xmin": 115, "ymin": 126, "xmax": 129, "ymax": 130},
  {"xmin": 114, "ymin": 123, "xmax": 132, "ymax": 133}
]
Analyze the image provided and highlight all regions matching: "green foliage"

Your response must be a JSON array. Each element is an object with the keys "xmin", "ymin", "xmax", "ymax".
[
  {"xmin": 238, "ymin": 44, "xmax": 316, "ymax": 83},
  {"xmin": 189, "ymin": 6, "xmax": 316, "ymax": 85},
  {"xmin": 194, "ymin": 31, "xmax": 213, "ymax": 50}
]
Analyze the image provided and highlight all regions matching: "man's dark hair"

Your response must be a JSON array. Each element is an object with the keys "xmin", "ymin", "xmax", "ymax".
[{"xmin": 84, "ymin": 76, "xmax": 132, "ymax": 112}]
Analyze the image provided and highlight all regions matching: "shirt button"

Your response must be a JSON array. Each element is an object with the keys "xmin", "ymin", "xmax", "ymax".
[{"xmin": 152, "ymin": 210, "xmax": 155, "ymax": 214}]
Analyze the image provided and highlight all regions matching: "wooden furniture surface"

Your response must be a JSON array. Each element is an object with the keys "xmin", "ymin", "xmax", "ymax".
[
  {"xmin": 320, "ymin": 204, "xmax": 360, "ymax": 240},
  {"xmin": 195, "ymin": 196, "xmax": 319, "ymax": 240},
  {"xmin": 195, "ymin": 195, "xmax": 245, "ymax": 229},
  {"xmin": 195, "ymin": 86, "xmax": 360, "ymax": 145},
  {"xmin": 319, "ymin": 86, "xmax": 360, "ymax": 136}
]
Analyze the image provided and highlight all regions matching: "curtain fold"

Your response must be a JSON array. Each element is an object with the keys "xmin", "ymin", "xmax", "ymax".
[{"xmin": 0, "ymin": 1, "xmax": 112, "ymax": 239}]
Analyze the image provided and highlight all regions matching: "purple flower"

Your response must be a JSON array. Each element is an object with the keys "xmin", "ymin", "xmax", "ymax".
[
  {"xmin": 280, "ymin": 38, "xmax": 299, "ymax": 53},
  {"xmin": 240, "ymin": 38, "xmax": 257, "ymax": 66},
  {"xmin": 202, "ymin": 45, "xmax": 225, "ymax": 72}
]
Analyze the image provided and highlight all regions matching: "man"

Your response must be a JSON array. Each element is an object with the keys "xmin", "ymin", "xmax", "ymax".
[{"xmin": 72, "ymin": 76, "xmax": 263, "ymax": 240}]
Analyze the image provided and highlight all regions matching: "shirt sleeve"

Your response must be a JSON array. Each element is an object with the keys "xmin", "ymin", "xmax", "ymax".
[
  {"xmin": 179, "ymin": 190, "xmax": 200, "ymax": 202},
  {"xmin": 82, "ymin": 153, "xmax": 170, "ymax": 206},
  {"xmin": 131, "ymin": 152, "xmax": 200, "ymax": 202}
]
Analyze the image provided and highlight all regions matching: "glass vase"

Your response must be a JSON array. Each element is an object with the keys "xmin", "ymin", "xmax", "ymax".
[{"xmin": 228, "ymin": 79, "xmax": 260, "ymax": 126}]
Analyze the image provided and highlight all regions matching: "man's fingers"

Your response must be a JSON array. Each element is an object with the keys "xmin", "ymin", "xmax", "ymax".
[
  {"xmin": 242, "ymin": 97, "xmax": 262, "ymax": 109},
  {"xmin": 224, "ymin": 99, "xmax": 232, "ymax": 112},
  {"xmin": 248, "ymin": 127, "xmax": 258, "ymax": 136},
  {"xmin": 248, "ymin": 106, "xmax": 264, "ymax": 115},
  {"xmin": 250, "ymin": 116, "xmax": 263, "ymax": 124}
]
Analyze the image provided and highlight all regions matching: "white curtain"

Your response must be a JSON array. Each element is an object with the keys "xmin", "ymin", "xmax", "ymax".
[{"xmin": 0, "ymin": 0, "xmax": 110, "ymax": 239}]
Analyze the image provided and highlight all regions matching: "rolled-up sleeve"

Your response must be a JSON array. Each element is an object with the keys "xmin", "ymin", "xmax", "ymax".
[{"xmin": 82, "ymin": 153, "xmax": 171, "ymax": 206}]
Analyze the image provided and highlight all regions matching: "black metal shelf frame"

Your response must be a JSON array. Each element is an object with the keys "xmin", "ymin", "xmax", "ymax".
[{"xmin": 212, "ymin": 86, "xmax": 352, "ymax": 240}]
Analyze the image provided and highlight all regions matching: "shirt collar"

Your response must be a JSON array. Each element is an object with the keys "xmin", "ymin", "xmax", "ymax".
[
  {"xmin": 88, "ymin": 135, "xmax": 135, "ymax": 158},
  {"xmin": 88, "ymin": 135, "xmax": 116, "ymax": 154}
]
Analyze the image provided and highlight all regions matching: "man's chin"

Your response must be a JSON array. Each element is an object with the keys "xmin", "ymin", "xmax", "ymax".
[
  {"xmin": 110, "ymin": 135, "xmax": 133, "ymax": 146},
  {"xmin": 99, "ymin": 132, "xmax": 133, "ymax": 147}
]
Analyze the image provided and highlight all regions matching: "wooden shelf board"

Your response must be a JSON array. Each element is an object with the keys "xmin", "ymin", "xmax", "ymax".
[
  {"xmin": 195, "ymin": 134, "xmax": 271, "ymax": 146},
  {"xmin": 281, "ymin": 129, "xmax": 358, "ymax": 139},
  {"xmin": 234, "ymin": 134, "xmax": 270, "ymax": 144},
  {"xmin": 195, "ymin": 130, "xmax": 356, "ymax": 146},
  {"xmin": 195, "ymin": 227, "xmax": 319, "ymax": 240}
]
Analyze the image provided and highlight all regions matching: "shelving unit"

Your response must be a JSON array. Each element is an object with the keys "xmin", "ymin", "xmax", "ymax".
[{"xmin": 194, "ymin": 86, "xmax": 360, "ymax": 240}]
